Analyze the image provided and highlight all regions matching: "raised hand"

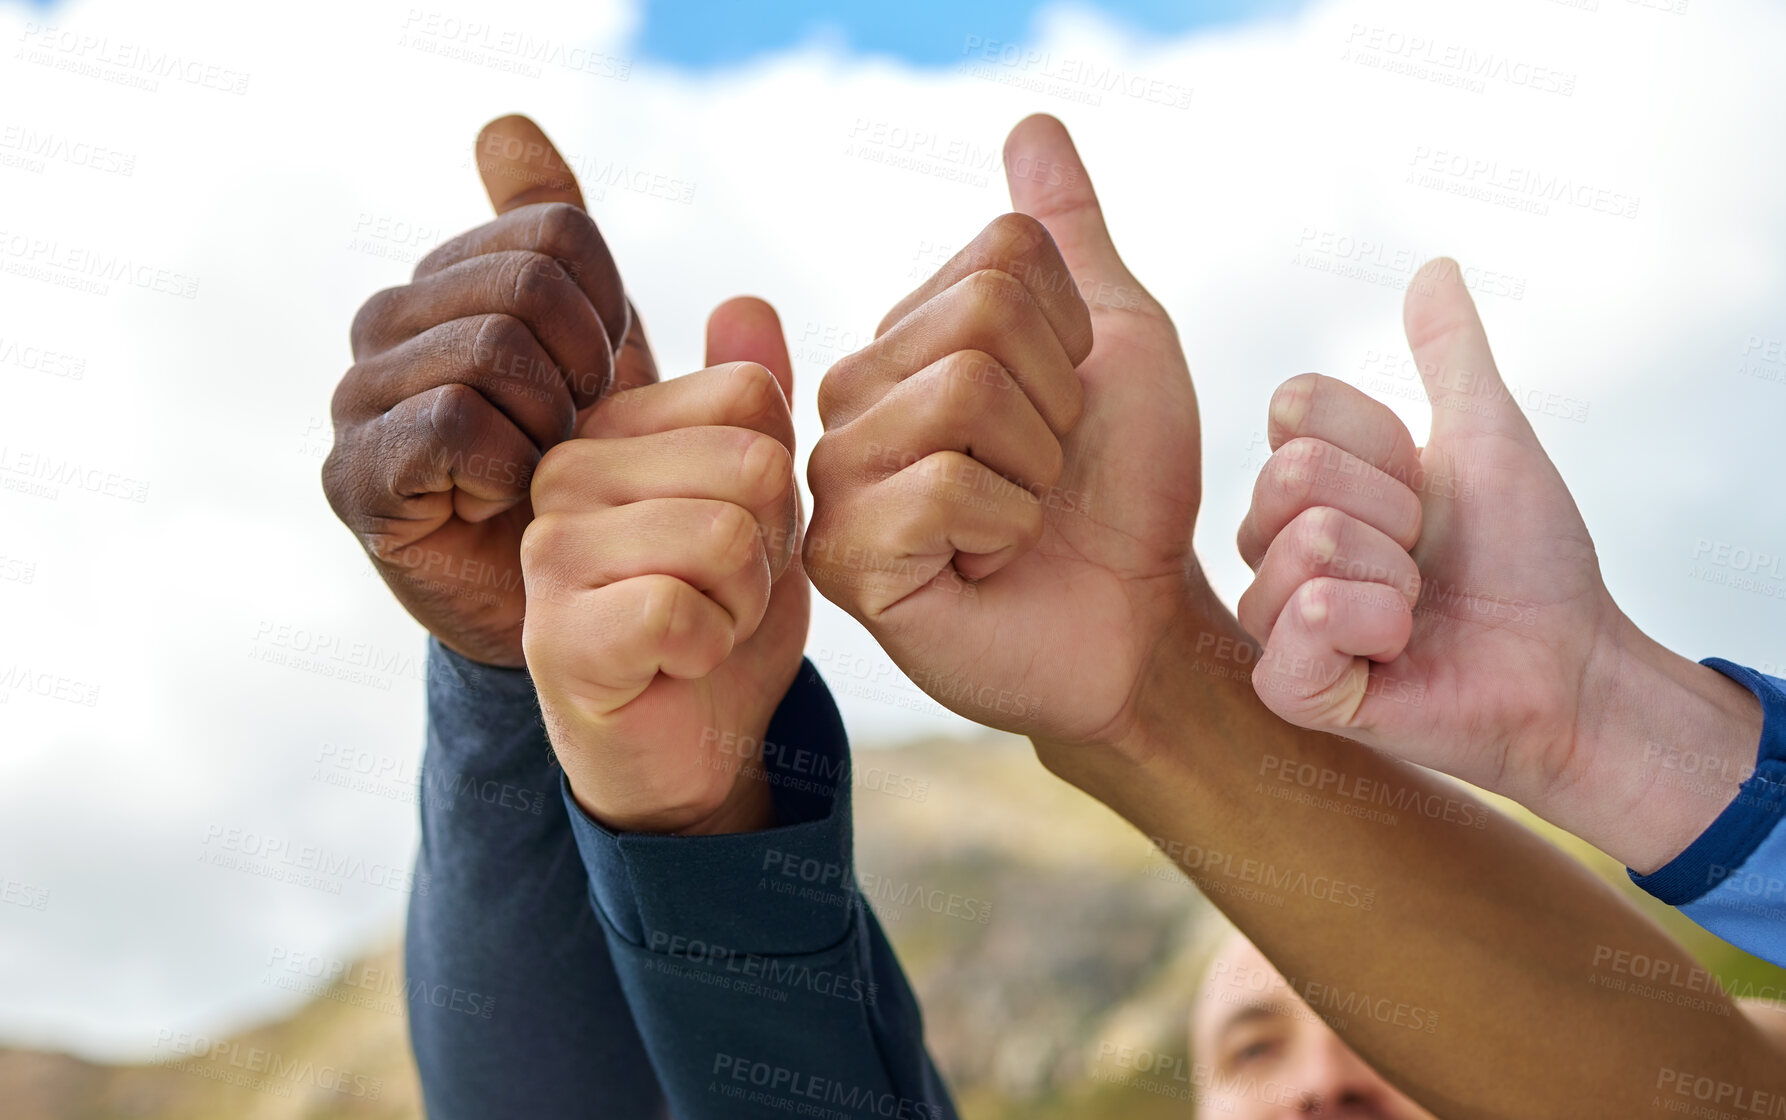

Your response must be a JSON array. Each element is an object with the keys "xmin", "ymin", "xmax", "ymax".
[
  {"xmin": 805, "ymin": 114, "xmax": 1212, "ymax": 751},
  {"xmin": 1237, "ymin": 260, "xmax": 1761, "ymax": 871},
  {"xmin": 803, "ymin": 120, "xmax": 1782, "ymax": 1118},
  {"xmin": 324, "ymin": 115, "xmax": 656, "ymax": 666},
  {"xmin": 521, "ymin": 300, "xmax": 809, "ymax": 835}
]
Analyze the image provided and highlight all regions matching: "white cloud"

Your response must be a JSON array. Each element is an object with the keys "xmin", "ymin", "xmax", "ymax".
[{"xmin": 0, "ymin": 0, "xmax": 1782, "ymax": 1059}]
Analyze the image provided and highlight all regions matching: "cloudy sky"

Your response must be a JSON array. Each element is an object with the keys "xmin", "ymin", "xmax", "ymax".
[{"xmin": 2, "ymin": 0, "xmax": 1783, "ymax": 1060}]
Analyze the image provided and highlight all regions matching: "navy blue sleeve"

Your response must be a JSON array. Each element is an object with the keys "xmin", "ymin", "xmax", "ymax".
[
  {"xmin": 1630, "ymin": 659, "xmax": 1786, "ymax": 967},
  {"xmin": 407, "ymin": 638, "xmax": 666, "ymax": 1119},
  {"xmin": 565, "ymin": 659, "xmax": 959, "ymax": 1120}
]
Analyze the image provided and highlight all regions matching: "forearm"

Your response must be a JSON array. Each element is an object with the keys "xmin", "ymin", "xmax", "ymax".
[
  {"xmin": 410, "ymin": 640, "xmax": 665, "ymax": 1119},
  {"xmin": 1626, "ymin": 656, "xmax": 1786, "ymax": 965},
  {"xmin": 1565, "ymin": 616, "xmax": 1762, "ymax": 874},
  {"xmin": 1036, "ymin": 604, "xmax": 1784, "ymax": 1120}
]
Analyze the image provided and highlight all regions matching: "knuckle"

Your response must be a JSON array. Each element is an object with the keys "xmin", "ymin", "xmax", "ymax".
[
  {"xmin": 962, "ymin": 268, "xmax": 1027, "ymax": 327},
  {"xmin": 318, "ymin": 444, "xmax": 353, "ymax": 512},
  {"xmin": 946, "ymin": 348, "xmax": 1010, "ymax": 391},
  {"xmin": 640, "ymin": 575, "xmax": 697, "ymax": 647},
  {"xmin": 722, "ymin": 360, "xmax": 783, "ymax": 427},
  {"xmin": 518, "ymin": 512, "xmax": 566, "ymax": 576},
  {"xmin": 737, "ymin": 430, "xmax": 793, "ymax": 506},
  {"xmin": 470, "ymin": 316, "xmax": 571, "ymax": 433},
  {"xmin": 805, "ymin": 428, "xmax": 859, "ymax": 496},
  {"xmin": 904, "ymin": 365, "xmax": 971, "ymax": 449},
  {"xmin": 708, "ymin": 502, "xmax": 761, "ymax": 575},
  {"xmin": 803, "ymin": 502, "xmax": 867, "ymax": 594},
  {"xmin": 636, "ymin": 576, "xmax": 677, "ymax": 644},
  {"xmin": 470, "ymin": 316, "xmax": 552, "ymax": 406},
  {"xmin": 801, "ymin": 520, "xmax": 834, "ymax": 583},
  {"xmin": 1300, "ymin": 577, "xmax": 1338, "ymax": 616},
  {"xmin": 519, "ymin": 615, "xmax": 550, "ymax": 669},
  {"xmin": 1279, "ymin": 435, "xmax": 1326, "ymax": 468},
  {"xmin": 529, "ymin": 439, "xmax": 586, "ymax": 502},
  {"xmin": 327, "ymin": 368, "xmax": 362, "ymax": 426},
  {"xmin": 533, "ymin": 202, "xmax": 599, "ymax": 259},
  {"xmin": 470, "ymin": 313, "xmax": 534, "ymax": 374},
  {"xmin": 1267, "ymin": 438, "xmax": 1324, "ymax": 504},
  {"xmin": 803, "ymin": 544, "xmax": 850, "ymax": 601},
  {"xmin": 815, "ymin": 361, "xmax": 855, "ymax": 427},
  {"xmin": 349, "ymin": 286, "xmax": 404, "ymax": 353},
  {"xmin": 981, "ymin": 212, "xmax": 1049, "ymax": 268},
  {"xmin": 935, "ymin": 350, "xmax": 997, "ymax": 410},
  {"xmin": 424, "ymin": 382, "xmax": 486, "ymax": 450},
  {"xmin": 910, "ymin": 449, "xmax": 966, "ymax": 488},
  {"xmin": 1294, "ymin": 506, "xmax": 1345, "ymax": 568},
  {"xmin": 804, "ymin": 430, "xmax": 839, "ymax": 488},
  {"xmin": 1236, "ymin": 513, "xmax": 1256, "ymax": 563},
  {"xmin": 501, "ymin": 250, "xmax": 567, "ymax": 309}
]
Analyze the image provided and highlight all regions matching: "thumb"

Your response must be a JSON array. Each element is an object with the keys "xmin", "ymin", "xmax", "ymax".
[
  {"xmin": 1002, "ymin": 114, "xmax": 1138, "ymax": 296},
  {"xmin": 1403, "ymin": 258, "xmax": 1536, "ymax": 443},
  {"xmin": 475, "ymin": 114, "xmax": 585, "ymax": 214},
  {"xmin": 705, "ymin": 296, "xmax": 795, "ymax": 411},
  {"xmin": 707, "ymin": 297, "xmax": 805, "ymax": 590},
  {"xmin": 475, "ymin": 116, "xmax": 661, "ymax": 393}
]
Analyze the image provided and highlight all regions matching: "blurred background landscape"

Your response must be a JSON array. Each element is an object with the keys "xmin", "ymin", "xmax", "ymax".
[
  {"xmin": 5, "ymin": 733, "xmax": 1781, "ymax": 1119},
  {"xmin": 5, "ymin": 0, "xmax": 1786, "ymax": 1114}
]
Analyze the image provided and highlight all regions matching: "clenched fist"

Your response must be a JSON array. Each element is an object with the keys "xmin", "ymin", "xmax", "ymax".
[
  {"xmin": 804, "ymin": 114, "xmax": 1210, "ymax": 751},
  {"xmin": 324, "ymin": 116, "xmax": 657, "ymax": 666},
  {"xmin": 522, "ymin": 300, "xmax": 809, "ymax": 836}
]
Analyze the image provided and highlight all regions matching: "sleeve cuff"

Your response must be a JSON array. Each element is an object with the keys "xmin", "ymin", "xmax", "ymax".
[
  {"xmin": 564, "ymin": 659, "xmax": 859, "ymax": 957},
  {"xmin": 424, "ymin": 638, "xmax": 561, "ymax": 789},
  {"xmin": 1629, "ymin": 658, "xmax": 1786, "ymax": 905},
  {"xmin": 428, "ymin": 636, "xmax": 537, "ymax": 702}
]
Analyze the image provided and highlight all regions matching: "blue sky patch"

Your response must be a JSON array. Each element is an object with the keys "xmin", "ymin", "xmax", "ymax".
[{"xmin": 633, "ymin": 0, "xmax": 1311, "ymax": 69}]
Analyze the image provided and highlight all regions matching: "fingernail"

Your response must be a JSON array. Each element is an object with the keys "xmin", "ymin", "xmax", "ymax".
[
  {"xmin": 1300, "ymin": 585, "xmax": 1328, "ymax": 625},
  {"xmin": 1270, "ymin": 377, "xmax": 1312, "ymax": 434}
]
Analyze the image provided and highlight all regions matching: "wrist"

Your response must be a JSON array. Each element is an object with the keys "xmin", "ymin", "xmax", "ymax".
[
  {"xmin": 563, "ymin": 757, "xmax": 779, "ymax": 837},
  {"xmin": 434, "ymin": 631, "xmax": 526, "ymax": 670},
  {"xmin": 672, "ymin": 765, "xmax": 778, "ymax": 836},
  {"xmin": 1032, "ymin": 580, "xmax": 1256, "ymax": 793},
  {"xmin": 384, "ymin": 563, "xmax": 527, "ymax": 669},
  {"xmin": 1568, "ymin": 616, "xmax": 1762, "ymax": 873},
  {"xmin": 556, "ymin": 706, "xmax": 782, "ymax": 838}
]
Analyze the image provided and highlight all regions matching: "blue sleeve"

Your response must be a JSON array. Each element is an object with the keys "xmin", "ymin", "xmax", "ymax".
[
  {"xmin": 408, "ymin": 638, "xmax": 666, "ymax": 1119},
  {"xmin": 565, "ymin": 658, "xmax": 959, "ymax": 1120},
  {"xmin": 1630, "ymin": 659, "xmax": 1786, "ymax": 967}
]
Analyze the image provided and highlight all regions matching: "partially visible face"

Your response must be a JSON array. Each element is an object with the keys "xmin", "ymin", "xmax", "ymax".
[{"xmin": 1187, "ymin": 933, "xmax": 1439, "ymax": 1119}]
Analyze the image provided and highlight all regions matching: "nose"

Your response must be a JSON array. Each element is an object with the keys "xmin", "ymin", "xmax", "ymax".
[{"xmin": 1291, "ymin": 1032, "xmax": 1392, "ymax": 1115}]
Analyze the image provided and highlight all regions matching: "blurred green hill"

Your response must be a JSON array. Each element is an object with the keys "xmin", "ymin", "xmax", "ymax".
[{"xmin": 3, "ymin": 732, "xmax": 1781, "ymax": 1119}]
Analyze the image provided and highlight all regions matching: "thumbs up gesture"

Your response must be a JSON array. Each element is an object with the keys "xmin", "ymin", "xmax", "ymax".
[
  {"xmin": 324, "ymin": 116, "xmax": 655, "ymax": 668},
  {"xmin": 521, "ymin": 301, "xmax": 808, "ymax": 836},
  {"xmin": 325, "ymin": 116, "xmax": 808, "ymax": 833},
  {"xmin": 1237, "ymin": 260, "xmax": 1759, "ymax": 872},
  {"xmin": 805, "ymin": 114, "xmax": 1214, "ymax": 750}
]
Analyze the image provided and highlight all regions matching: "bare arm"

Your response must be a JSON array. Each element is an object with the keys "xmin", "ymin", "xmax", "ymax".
[
  {"xmin": 1039, "ymin": 600, "xmax": 1786, "ymax": 1118},
  {"xmin": 804, "ymin": 114, "xmax": 1786, "ymax": 1120}
]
